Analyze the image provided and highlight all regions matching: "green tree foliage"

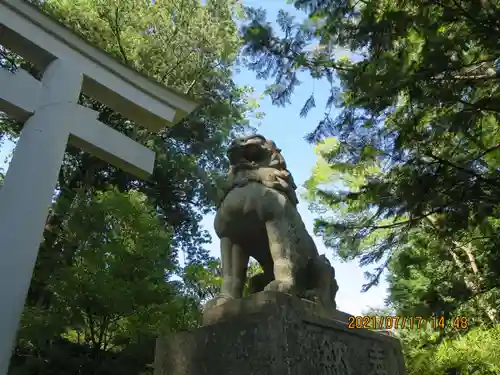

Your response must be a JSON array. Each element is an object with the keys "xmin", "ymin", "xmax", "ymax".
[
  {"xmin": 183, "ymin": 259, "xmax": 223, "ymax": 302},
  {"xmin": 242, "ymin": 0, "xmax": 500, "ymax": 290},
  {"xmin": 12, "ymin": 190, "xmax": 191, "ymax": 374},
  {"xmin": 244, "ymin": 260, "xmax": 264, "ymax": 296},
  {"xmin": 1, "ymin": 0, "xmax": 261, "ymax": 373},
  {"xmin": 240, "ymin": 0, "xmax": 500, "ymax": 371},
  {"xmin": 402, "ymin": 324, "xmax": 500, "ymax": 375},
  {"xmin": 182, "ymin": 258, "xmax": 264, "ymax": 302}
]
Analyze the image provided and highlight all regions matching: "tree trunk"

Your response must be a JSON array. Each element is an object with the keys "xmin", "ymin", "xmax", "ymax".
[{"xmin": 425, "ymin": 216, "xmax": 498, "ymax": 323}]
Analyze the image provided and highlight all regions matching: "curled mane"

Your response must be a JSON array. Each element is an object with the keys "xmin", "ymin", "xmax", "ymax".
[{"xmin": 221, "ymin": 134, "xmax": 299, "ymax": 206}]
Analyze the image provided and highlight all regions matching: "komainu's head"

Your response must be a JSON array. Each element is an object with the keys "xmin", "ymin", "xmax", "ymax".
[
  {"xmin": 227, "ymin": 134, "xmax": 274, "ymax": 170},
  {"xmin": 224, "ymin": 134, "xmax": 299, "ymax": 205}
]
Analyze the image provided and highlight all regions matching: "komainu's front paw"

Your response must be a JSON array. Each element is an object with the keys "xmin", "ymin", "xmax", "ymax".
[
  {"xmin": 264, "ymin": 279, "xmax": 295, "ymax": 294},
  {"xmin": 204, "ymin": 295, "xmax": 232, "ymax": 310}
]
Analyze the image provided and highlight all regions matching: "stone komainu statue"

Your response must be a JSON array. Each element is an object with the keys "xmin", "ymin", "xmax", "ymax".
[{"xmin": 208, "ymin": 134, "xmax": 339, "ymax": 310}]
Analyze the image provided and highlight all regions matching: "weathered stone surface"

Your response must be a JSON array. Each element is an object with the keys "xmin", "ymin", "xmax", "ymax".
[
  {"xmin": 154, "ymin": 291, "xmax": 407, "ymax": 375},
  {"xmin": 209, "ymin": 134, "xmax": 339, "ymax": 311}
]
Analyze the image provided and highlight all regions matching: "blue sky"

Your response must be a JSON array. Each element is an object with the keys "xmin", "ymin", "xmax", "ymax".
[
  {"xmin": 201, "ymin": 0, "xmax": 389, "ymax": 315},
  {"xmin": 0, "ymin": 0, "xmax": 388, "ymax": 316}
]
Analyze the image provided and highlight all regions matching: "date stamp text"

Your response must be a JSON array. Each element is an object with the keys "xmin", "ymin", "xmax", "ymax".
[{"xmin": 347, "ymin": 315, "xmax": 469, "ymax": 330}]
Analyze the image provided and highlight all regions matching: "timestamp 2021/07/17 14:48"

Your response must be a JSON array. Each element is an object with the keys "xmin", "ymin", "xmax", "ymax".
[{"xmin": 347, "ymin": 315, "xmax": 469, "ymax": 330}]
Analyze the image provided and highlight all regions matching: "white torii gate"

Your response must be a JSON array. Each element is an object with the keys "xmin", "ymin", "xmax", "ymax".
[{"xmin": 0, "ymin": 1, "xmax": 198, "ymax": 374}]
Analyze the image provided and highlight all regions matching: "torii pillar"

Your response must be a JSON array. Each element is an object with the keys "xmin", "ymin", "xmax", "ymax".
[{"xmin": 0, "ymin": 1, "xmax": 198, "ymax": 374}]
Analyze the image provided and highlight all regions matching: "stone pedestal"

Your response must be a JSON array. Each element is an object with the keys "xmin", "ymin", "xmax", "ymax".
[{"xmin": 154, "ymin": 292, "xmax": 407, "ymax": 375}]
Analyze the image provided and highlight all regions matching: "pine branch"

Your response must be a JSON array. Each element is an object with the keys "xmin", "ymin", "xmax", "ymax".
[{"xmin": 425, "ymin": 152, "xmax": 500, "ymax": 187}]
